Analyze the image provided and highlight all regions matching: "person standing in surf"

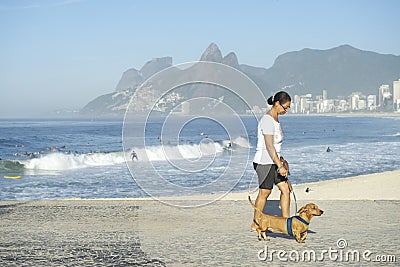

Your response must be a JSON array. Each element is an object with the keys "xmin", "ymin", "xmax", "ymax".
[{"xmin": 252, "ymin": 91, "xmax": 291, "ymax": 229}]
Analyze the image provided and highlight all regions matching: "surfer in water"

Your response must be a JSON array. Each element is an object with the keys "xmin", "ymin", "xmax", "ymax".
[{"xmin": 130, "ymin": 150, "xmax": 138, "ymax": 161}]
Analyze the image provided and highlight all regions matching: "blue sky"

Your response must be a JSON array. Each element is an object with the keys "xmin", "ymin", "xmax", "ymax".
[{"xmin": 1, "ymin": 0, "xmax": 399, "ymax": 117}]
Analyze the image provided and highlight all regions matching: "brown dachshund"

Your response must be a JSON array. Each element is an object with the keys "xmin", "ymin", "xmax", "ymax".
[{"xmin": 248, "ymin": 196, "xmax": 323, "ymax": 243}]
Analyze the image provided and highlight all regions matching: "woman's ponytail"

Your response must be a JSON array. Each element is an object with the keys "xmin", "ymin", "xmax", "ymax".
[
  {"xmin": 268, "ymin": 91, "xmax": 291, "ymax": 105},
  {"xmin": 267, "ymin": 96, "xmax": 274, "ymax": 105}
]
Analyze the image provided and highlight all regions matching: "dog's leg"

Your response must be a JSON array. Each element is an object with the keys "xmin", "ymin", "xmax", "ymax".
[
  {"xmin": 294, "ymin": 232, "xmax": 303, "ymax": 243},
  {"xmin": 261, "ymin": 231, "xmax": 270, "ymax": 241},
  {"xmin": 299, "ymin": 232, "xmax": 307, "ymax": 243},
  {"xmin": 256, "ymin": 229, "xmax": 262, "ymax": 241}
]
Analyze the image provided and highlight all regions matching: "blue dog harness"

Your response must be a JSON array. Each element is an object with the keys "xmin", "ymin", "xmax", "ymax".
[{"xmin": 286, "ymin": 216, "xmax": 309, "ymax": 236}]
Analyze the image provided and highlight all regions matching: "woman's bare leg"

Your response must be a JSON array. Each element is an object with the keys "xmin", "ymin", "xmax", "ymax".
[
  {"xmin": 252, "ymin": 188, "xmax": 271, "ymax": 229},
  {"xmin": 277, "ymin": 182, "xmax": 290, "ymax": 218}
]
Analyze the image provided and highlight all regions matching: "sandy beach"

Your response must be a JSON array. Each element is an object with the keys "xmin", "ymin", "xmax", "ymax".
[
  {"xmin": 1, "ymin": 170, "xmax": 399, "ymax": 266},
  {"xmin": 230, "ymin": 169, "xmax": 400, "ymax": 201}
]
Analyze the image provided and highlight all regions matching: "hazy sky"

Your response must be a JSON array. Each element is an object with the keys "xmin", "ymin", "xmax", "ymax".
[{"xmin": 1, "ymin": 0, "xmax": 399, "ymax": 117}]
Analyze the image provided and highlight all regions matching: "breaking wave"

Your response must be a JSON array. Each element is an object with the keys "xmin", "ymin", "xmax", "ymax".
[
  {"xmin": 0, "ymin": 138, "xmax": 251, "ymax": 173},
  {"xmin": 23, "ymin": 152, "xmax": 126, "ymax": 171},
  {"xmin": 129, "ymin": 137, "xmax": 250, "ymax": 162}
]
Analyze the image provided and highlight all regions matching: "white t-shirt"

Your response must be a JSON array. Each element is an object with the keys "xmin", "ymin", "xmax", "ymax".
[{"xmin": 253, "ymin": 114, "xmax": 284, "ymax": 164}]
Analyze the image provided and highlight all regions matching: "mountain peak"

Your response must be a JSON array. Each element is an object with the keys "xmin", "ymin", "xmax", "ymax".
[
  {"xmin": 200, "ymin": 43, "xmax": 223, "ymax": 62},
  {"xmin": 115, "ymin": 68, "xmax": 143, "ymax": 91},
  {"xmin": 336, "ymin": 44, "xmax": 358, "ymax": 50},
  {"xmin": 327, "ymin": 44, "xmax": 363, "ymax": 55},
  {"xmin": 140, "ymin": 57, "xmax": 172, "ymax": 80},
  {"xmin": 222, "ymin": 52, "xmax": 240, "ymax": 69}
]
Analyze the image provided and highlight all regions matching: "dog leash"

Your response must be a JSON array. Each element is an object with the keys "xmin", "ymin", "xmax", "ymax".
[{"xmin": 287, "ymin": 173, "xmax": 298, "ymax": 216}]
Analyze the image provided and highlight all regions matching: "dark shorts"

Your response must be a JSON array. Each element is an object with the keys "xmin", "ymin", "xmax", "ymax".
[{"xmin": 253, "ymin": 162, "xmax": 287, "ymax": 190}]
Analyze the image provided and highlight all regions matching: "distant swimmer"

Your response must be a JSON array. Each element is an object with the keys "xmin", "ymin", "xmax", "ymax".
[
  {"xmin": 326, "ymin": 147, "xmax": 333, "ymax": 152},
  {"xmin": 131, "ymin": 150, "xmax": 138, "ymax": 161}
]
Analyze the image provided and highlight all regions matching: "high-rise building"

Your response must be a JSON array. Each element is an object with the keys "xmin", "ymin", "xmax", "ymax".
[
  {"xmin": 378, "ymin": 84, "xmax": 390, "ymax": 107},
  {"xmin": 350, "ymin": 94, "xmax": 360, "ymax": 110},
  {"xmin": 349, "ymin": 92, "xmax": 366, "ymax": 110},
  {"xmin": 367, "ymin": 95, "xmax": 377, "ymax": 110},
  {"xmin": 393, "ymin": 79, "xmax": 400, "ymax": 106},
  {"xmin": 322, "ymin": 90, "xmax": 327, "ymax": 100}
]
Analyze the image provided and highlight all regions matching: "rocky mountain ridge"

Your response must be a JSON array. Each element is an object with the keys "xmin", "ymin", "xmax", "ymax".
[{"xmin": 81, "ymin": 43, "xmax": 400, "ymax": 116}]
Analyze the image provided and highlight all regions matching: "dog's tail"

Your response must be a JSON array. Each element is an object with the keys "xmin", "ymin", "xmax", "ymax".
[{"xmin": 248, "ymin": 196, "xmax": 265, "ymax": 215}]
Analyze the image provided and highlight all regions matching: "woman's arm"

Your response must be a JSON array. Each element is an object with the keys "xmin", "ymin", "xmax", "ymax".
[{"xmin": 264, "ymin": 134, "xmax": 288, "ymax": 177}]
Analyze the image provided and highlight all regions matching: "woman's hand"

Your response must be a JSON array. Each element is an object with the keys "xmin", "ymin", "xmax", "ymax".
[
  {"xmin": 279, "ymin": 156, "xmax": 289, "ymax": 178},
  {"xmin": 280, "ymin": 156, "xmax": 289, "ymax": 173},
  {"xmin": 278, "ymin": 166, "xmax": 288, "ymax": 178}
]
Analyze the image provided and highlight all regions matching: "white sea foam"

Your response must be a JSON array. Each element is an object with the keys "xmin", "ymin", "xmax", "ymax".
[
  {"xmin": 19, "ymin": 141, "xmax": 233, "ymax": 171},
  {"xmin": 232, "ymin": 136, "xmax": 251, "ymax": 148},
  {"xmin": 23, "ymin": 152, "xmax": 126, "ymax": 171},
  {"xmin": 132, "ymin": 142, "xmax": 224, "ymax": 162},
  {"xmin": 383, "ymin": 132, "xmax": 400, "ymax": 137},
  {"xmin": 131, "ymin": 137, "xmax": 251, "ymax": 162}
]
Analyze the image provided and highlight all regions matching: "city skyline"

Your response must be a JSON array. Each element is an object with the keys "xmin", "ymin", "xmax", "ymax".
[{"xmin": 286, "ymin": 78, "xmax": 400, "ymax": 114}]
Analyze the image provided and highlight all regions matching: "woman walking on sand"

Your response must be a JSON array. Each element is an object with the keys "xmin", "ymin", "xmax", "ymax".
[{"xmin": 252, "ymin": 91, "xmax": 291, "ymax": 229}]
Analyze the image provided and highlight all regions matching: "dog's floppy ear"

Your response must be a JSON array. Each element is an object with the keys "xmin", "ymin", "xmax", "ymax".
[{"xmin": 298, "ymin": 206, "xmax": 307, "ymax": 214}]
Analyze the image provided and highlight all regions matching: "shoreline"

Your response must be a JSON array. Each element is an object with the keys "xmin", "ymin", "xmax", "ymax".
[
  {"xmin": 152, "ymin": 169, "xmax": 400, "ymax": 202},
  {"xmin": 285, "ymin": 112, "xmax": 400, "ymax": 117},
  {"xmin": 233, "ymin": 169, "xmax": 400, "ymax": 201}
]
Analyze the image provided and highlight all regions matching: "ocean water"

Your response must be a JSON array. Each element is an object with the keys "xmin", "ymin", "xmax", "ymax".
[{"xmin": 0, "ymin": 116, "xmax": 399, "ymax": 200}]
